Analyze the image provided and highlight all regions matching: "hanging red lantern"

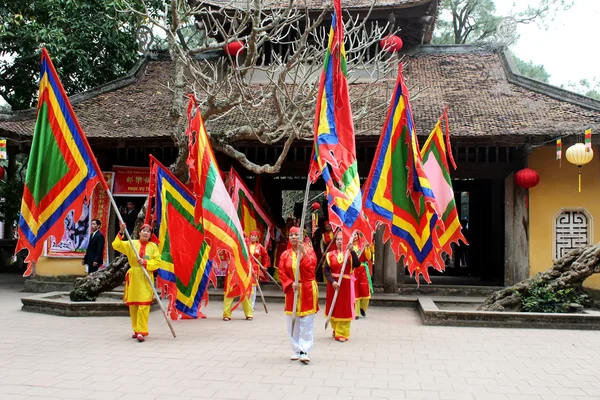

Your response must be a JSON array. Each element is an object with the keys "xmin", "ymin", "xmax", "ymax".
[
  {"xmin": 311, "ymin": 202, "xmax": 321, "ymax": 211},
  {"xmin": 514, "ymin": 168, "xmax": 540, "ymax": 189},
  {"xmin": 0, "ymin": 166, "xmax": 5, "ymax": 180},
  {"xmin": 380, "ymin": 35, "xmax": 403, "ymax": 52},
  {"xmin": 224, "ymin": 40, "xmax": 245, "ymax": 56}
]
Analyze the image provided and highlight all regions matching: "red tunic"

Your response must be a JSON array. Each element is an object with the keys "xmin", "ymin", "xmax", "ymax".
[
  {"xmin": 353, "ymin": 244, "xmax": 373, "ymax": 300},
  {"xmin": 324, "ymin": 250, "xmax": 357, "ymax": 320},
  {"xmin": 278, "ymin": 245, "xmax": 319, "ymax": 316},
  {"xmin": 249, "ymin": 242, "xmax": 270, "ymax": 282}
]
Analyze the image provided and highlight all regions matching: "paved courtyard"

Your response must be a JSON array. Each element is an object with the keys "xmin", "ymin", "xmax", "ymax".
[{"xmin": 1, "ymin": 274, "xmax": 600, "ymax": 400}]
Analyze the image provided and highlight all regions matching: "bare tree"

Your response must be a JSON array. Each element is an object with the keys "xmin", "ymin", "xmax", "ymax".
[{"xmin": 120, "ymin": 0, "xmax": 397, "ymax": 175}]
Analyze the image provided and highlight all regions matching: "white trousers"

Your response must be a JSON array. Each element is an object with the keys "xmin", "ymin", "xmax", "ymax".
[{"xmin": 286, "ymin": 314, "xmax": 315, "ymax": 354}]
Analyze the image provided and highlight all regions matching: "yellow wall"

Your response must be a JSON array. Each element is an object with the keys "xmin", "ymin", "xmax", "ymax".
[
  {"xmin": 529, "ymin": 145, "xmax": 600, "ymax": 289},
  {"xmin": 35, "ymin": 257, "xmax": 86, "ymax": 277}
]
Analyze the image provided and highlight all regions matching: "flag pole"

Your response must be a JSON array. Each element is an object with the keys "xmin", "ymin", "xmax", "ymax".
[
  {"xmin": 106, "ymin": 189, "xmax": 177, "ymax": 338},
  {"xmin": 324, "ymin": 247, "xmax": 350, "ymax": 330},
  {"xmin": 290, "ymin": 176, "xmax": 311, "ymax": 335},
  {"xmin": 317, "ymin": 227, "xmax": 340, "ymax": 278},
  {"xmin": 250, "ymin": 253, "xmax": 282, "ymax": 290},
  {"xmin": 254, "ymin": 274, "xmax": 268, "ymax": 313}
]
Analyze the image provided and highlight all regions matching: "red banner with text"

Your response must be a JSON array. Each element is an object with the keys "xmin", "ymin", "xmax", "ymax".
[{"xmin": 112, "ymin": 166, "xmax": 150, "ymax": 196}]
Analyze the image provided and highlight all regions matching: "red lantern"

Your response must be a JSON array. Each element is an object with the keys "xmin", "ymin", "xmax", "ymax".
[
  {"xmin": 0, "ymin": 166, "xmax": 5, "ymax": 180},
  {"xmin": 224, "ymin": 41, "xmax": 245, "ymax": 56},
  {"xmin": 514, "ymin": 168, "xmax": 540, "ymax": 189},
  {"xmin": 380, "ymin": 35, "xmax": 403, "ymax": 52},
  {"xmin": 311, "ymin": 202, "xmax": 320, "ymax": 211}
]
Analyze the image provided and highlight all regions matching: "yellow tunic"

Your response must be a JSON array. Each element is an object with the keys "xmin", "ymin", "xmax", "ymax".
[{"xmin": 112, "ymin": 234, "xmax": 161, "ymax": 305}]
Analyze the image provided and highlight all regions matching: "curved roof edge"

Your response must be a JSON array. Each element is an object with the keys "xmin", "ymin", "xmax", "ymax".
[{"xmin": 404, "ymin": 44, "xmax": 600, "ymax": 112}]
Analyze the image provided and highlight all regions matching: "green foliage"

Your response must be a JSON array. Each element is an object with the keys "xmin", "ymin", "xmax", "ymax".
[
  {"xmin": 517, "ymin": 282, "xmax": 589, "ymax": 313},
  {"xmin": 0, "ymin": 0, "xmax": 147, "ymax": 110},
  {"xmin": 513, "ymin": 56, "xmax": 550, "ymax": 83},
  {"xmin": 561, "ymin": 78, "xmax": 600, "ymax": 101},
  {"xmin": 433, "ymin": 0, "xmax": 572, "ymax": 45},
  {"xmin": 433, "ymin": 0, "xmax": 502, "ymax": 44}
]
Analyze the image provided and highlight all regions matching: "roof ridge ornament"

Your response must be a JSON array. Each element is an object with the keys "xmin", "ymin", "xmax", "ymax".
[
  {"xmin": 137, "ymin": 25, "xmax": 155, "ymax": 53},
  {"xmin": 475, "ymin": 16, "xmax": 517, "ymax": 51}
]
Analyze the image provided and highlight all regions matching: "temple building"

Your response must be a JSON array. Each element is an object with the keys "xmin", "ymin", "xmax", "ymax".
[{"xmin": 1, "ymin": 0, "xmax": 599, "ymax": 292}]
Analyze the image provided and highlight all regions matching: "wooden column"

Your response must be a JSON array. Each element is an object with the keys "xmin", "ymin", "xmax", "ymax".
[
  {"xmin": 504, "ymin": 172, "xmax": 530, "ymax": 285},
  {"xmin": 382, "ymin": 238, "xmax": 397, "ymax": 293},
  {"xmin": 373, "ymin": 225, "xmax": 384, "ymax": 286}
]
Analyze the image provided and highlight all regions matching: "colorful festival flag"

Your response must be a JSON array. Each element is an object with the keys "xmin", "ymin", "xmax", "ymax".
[
  {"xmin": 229, "ymin": 167, "xmax": 275, "ymax": 249},
  {"xmin": 186, "ymin": 96, "xmax": 253, "ymax": 304},
  {"xmin": 556, "ymin": 138, "xmax": 562, "ymax": 160},
  {"xmin": 585, "ymin": 128, "xmax": 592, "ymax": 152},
  {"xmin": 308, "ymin": 0, "xmax": 371, "ymax": 244},
  {"xmin": 16, "ymin": 49, "xmax": 106, "ymax": 275},
  {"xmin": 420, "ymin": 111, "xmax": 467, "ymax": 256},
  {"xmin": 0, "ymin": 139, "xmax": 7, "ymax": 160},
  {"xmin": 148, "ymin": 156, "xmax": 214, "ymax": 319},
  {"xmin": 362, "ymin": 64, "xmax": 445, "ymax": 283}
]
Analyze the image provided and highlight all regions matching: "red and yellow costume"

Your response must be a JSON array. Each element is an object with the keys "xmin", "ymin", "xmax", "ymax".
[
  {"xmin": 278, "ymin": 244, "xmax": 319, "ymax": 316},
  {"xmin": 112, "ymin": 232, "xmax": 160, "ymax": 337},
  {"xmin": 278, "ymin": 226, "xmax": 319, "ymax": 358},
  {"xmin": 353, "ymin": 240, "xmax": 373, "ymax": 317},
  {"xmin": 324, "ymin": 248, "xmax": 360, "ymax": 340},
  {"xmin": 249, "ymin": 232, "xmax": 270, "ymax": 282}
]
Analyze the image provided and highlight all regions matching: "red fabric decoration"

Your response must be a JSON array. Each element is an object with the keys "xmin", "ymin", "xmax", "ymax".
[
  {"xmin": 0, "ymin": 166, "xmax": 5, "ymax": 180},
  {"xmin": 311, "ymin": 202, "xmax": 321, "ymax": 211},
  {"xmin": 514, "ymin": 168, "xmax": 540, "ymax": 189},
  {"xmin": 380, "ymin": 35, "xmax": 403, "ymax": 52},
  {"xmin": 224, "ymin": 41, "xmax": 245, "ymax": 56}
]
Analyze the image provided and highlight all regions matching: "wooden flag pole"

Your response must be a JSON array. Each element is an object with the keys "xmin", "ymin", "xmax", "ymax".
[
  {"xmin": 250, "ymin": 253, "xmax": 282, "ymax": 290},
  {"xmin": 290, "ymin": 176, "xmax": 312, "ymax": 335},
  {"xmin": 254, "ymin": 274, "xmax": 268, "ymax": 313},
  {"xmin": 106, "ymin": 189, "xmax": 177, "ymax": 338},
  {"xmin": 324, "ymin": 247, "xmax": 351, "ymax": 330}
]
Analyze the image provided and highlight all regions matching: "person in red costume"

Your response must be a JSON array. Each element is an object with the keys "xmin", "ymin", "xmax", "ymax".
[
  {"xmin": 278, "ymin": 226, "xmax": 318, "ymax": 364},
  {"xmin": 248, "ymin": 229, "xmax": 270, "ymax": 310},
  {"xmin": 324, "ymin": 232, "xmax": 361, "ymax": 342},
  {"xmin": 352, "ymin": 233, "xmax": 373, "ymax": 319},
  {"xmin": 319, "ymin": 221, "xmax": 335, "ymax": 254}
]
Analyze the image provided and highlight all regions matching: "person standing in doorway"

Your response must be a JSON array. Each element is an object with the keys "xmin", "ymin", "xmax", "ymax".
[
  {"xmin": 278, "ymin": 226, "xmax": 318, "ymax": 364},
  {"xmin": 82, "ymin": 219, "xmax": 105, "ymax": 273},
  {"xmin": 120, "ymin": 201, "xmax": 137, "ymax": 235}
]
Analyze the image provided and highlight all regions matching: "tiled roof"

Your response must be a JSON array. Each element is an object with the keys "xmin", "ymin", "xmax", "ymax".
[{"xmin": 1, "ymin": 46, "xmax": 598, "ymax": 143}]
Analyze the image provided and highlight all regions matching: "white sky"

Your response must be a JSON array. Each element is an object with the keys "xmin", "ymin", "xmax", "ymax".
[{"xmin": 494, "ymin": 0, "xmax": 600, "ymax": 87}]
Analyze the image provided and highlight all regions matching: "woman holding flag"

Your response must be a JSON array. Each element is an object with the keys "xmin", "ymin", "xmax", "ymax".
[
  {"xmin": 112, "ymin": 222, "xmax": 161, "ymax": 342},
  {"xmin": 278, "ymin": 226, "xmax": 318, "ymax": 363},
  {"xmin": 324, "ymin": 232, "xmax": 361, "ymax": 342}
]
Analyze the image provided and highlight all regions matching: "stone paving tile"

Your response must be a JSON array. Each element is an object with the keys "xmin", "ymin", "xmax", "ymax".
[{"xmin": 2, "ymin": 274, "xmax": 600, "ymax": 400}]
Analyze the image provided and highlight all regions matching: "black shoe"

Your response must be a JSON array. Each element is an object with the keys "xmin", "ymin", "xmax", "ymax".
[
  {"xmin": 355, "ymin": 316, "xmax": 359, "ymax": 320},
  {"xmin": 360, "ymin": 309, "xmax": 366, "ymax": 317}
]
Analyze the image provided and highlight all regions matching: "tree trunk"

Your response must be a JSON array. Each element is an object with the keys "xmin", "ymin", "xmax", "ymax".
[
  {"xmin": 69, "ymin": 255, "xmax": 129, "ymax": 301},
  {"xmin": 479, "ymin": 245, "xmax": 600, "ymax": 311}
]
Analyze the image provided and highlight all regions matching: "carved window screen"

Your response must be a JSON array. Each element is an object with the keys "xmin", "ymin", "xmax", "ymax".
[{"xmin": 553, "ymin": 209, "xmax": 592, "ymax": 260}]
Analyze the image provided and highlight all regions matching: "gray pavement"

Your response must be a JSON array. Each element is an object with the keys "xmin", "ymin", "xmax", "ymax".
[{"xmin": 1, "ymin": 274, "xmax": 599, "ymax": 400}]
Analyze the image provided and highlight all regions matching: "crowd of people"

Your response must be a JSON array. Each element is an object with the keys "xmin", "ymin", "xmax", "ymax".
[{"xmin": 111, "ymin": 212, "xmax": 375, "ymax": 364}]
